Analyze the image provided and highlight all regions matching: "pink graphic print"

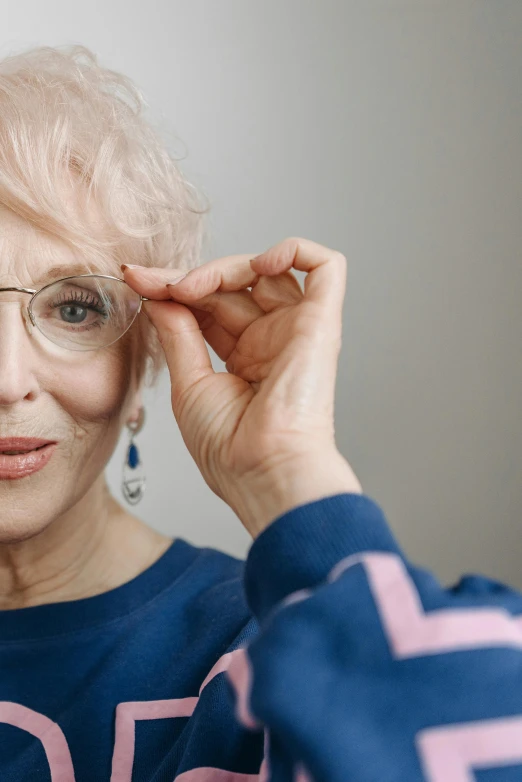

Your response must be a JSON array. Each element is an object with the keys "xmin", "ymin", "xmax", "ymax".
[
  {"xmin": 328, "ymin": 552, "xmax": 522, "ymax": 658},
  {"xmin": 327, "ymin": 551, "xmax": 522, "ymax": 777},
  {"xmin": 110, "ymin": 648, "xmax": 256, "ymax": 782},
  {"xmin": 417, "ymin": 716, "xmax": 522, "ymax": 781},
  {"xmin": 0, "ymin": 701, "xmax": 75, "ymax": 781},
  {"xmin": 0, "ymin": 648, "xmax": 259, "ymax": 781}
]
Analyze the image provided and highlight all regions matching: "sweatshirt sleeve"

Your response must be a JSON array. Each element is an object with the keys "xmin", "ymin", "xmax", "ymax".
[{"xmin": 226, "ymin": 492, "xmax": 522, "ymax": 782}]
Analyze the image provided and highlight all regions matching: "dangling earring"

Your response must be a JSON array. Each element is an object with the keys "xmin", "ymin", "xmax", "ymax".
[{"xmin": 122, "ymin": 406, "xmax": 146, "ymax": 505}]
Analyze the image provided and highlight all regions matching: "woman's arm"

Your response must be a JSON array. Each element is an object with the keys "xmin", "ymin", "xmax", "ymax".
[
  {"xmin": 122, "ymin": 238, "xmax": 522, "ymax": 778},
  {"xmin": 227, "ymin": 488, "xmax": 522, "ymax": 782}
]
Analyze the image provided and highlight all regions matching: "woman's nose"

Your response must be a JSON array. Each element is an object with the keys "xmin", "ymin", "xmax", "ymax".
[{"xmin": 0, "ymin": 302, "xmax": 39, "ymax": 406}]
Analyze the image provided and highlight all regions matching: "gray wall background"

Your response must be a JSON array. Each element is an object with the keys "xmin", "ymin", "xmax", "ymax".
[{"xmin": 2, "ymin": 1, "xmax": 521, "ymax": 588}]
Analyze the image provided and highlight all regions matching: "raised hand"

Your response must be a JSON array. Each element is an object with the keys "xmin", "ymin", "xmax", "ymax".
[{"xmin": 122, "ymin": 237, "xmax": 362, "ymax": 537}]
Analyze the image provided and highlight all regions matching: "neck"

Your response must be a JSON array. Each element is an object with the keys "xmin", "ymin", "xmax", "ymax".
[{"xmin": 0, "ymin": 475, "xmax": 172, "ymax": 609}]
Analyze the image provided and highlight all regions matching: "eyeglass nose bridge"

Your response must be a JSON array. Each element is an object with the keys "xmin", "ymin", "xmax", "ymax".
[{"xmin": 0, "ymin": 287, "xmax": 38, "ymax": 326}]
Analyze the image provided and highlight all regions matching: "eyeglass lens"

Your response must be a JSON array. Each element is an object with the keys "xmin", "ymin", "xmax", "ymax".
[{"xmin": 30, "ymin": 276, "xmax": 142, "ymax": 351}]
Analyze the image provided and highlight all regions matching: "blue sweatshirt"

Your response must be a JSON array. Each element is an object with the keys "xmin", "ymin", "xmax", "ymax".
[{"xmin": 0, "ymin": 492, "xmax": 521, "ymax": 781}]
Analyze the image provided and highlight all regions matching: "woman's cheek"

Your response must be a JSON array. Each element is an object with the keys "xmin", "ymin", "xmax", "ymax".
[
  {"xmin": 54, "ymin": 342, "xmax": 131, "ymax": 426},
  {"xmin": 46, "ymin": 346, "xmax": 133, "ymax": 484}
]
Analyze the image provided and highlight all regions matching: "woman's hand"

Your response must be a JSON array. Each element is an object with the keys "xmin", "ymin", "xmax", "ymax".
[{"xmin": 122, "ymin": 237, "xmax": 362, "ymax": 537}]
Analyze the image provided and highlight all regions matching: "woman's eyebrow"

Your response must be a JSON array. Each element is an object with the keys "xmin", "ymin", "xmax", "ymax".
[{"xmin": 32, "ymin": 263, "xmax": 105, "ymax": 286}]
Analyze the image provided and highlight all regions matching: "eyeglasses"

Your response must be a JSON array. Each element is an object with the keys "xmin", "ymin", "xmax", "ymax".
[{"xmin": 0, "ymin": 274, "xmax": 150, "ymax": 351}]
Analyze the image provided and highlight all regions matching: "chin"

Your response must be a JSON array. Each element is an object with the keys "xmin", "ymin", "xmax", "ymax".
[{"xmin": 0, "ymin": 510, "xmax": 54, "ymax": 544}]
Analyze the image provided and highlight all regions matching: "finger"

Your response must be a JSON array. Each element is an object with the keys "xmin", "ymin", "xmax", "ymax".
[
  {"xmin": 121, "ymin": 256, "xmax": 256, "ymax": 300},
  {"xmin": 249, "ymin": 271, "xmax": 303, "ymax": 313},
  {"xmin": 250, "ymin": 237, "xmax": 347, "ymax": 315},
  {"xmin": 185, "ymin": 305, "xmax": 237, "ymax": 361},
  {"xmin": 175, "ymin": 289, "xmax": 264, "ymax": 337},
  {"xmin": 166, "ymin": 254, "xmax": 304, "ymax": 313},
  {"xmin": 122, "ymin": 260, "xmax": 266, "ymax": 336},
  {"xmin": 167, "ymin": 270, "xmax": 303, "ymax": 319},
  {"xmin": 123, "ymin": 261, "xmax": 302, "ymax": 336},
  {"xmin": 122, "ymin": 257, "xmax": 303, "ymax": 313},
  {"xmin": 121, "ymin": 265, "xmax": 189, "ymax": 300},
  {"xmin": 173, "ymin": 254, "xmax": 259, "ymax": 294},
  {"xmin": 140, "ymin": 299, "xmax": 215, "ymax": 417}
]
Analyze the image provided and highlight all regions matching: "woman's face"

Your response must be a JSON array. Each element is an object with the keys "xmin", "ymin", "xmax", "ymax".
[{"xmin": 0, "ymin": 206, "xmax": 139, "ymax": 543}]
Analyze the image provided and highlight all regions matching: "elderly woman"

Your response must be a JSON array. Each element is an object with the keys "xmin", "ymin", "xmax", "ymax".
[{"xmin": 0, "ymin": 44, "xmax": 520, "ymax": 782}]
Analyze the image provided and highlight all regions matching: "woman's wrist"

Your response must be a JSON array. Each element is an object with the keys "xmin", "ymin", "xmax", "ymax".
[{"xmin": 225, "ymin": 448, "xmax": 363, "ymax": 539}]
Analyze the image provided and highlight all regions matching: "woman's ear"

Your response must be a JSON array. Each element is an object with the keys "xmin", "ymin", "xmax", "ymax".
[{"xmin": 126, "ymin": 386, "xmax": 144, "ymax": 428}]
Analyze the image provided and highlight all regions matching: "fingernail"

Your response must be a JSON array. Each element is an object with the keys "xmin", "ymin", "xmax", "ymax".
[
  {"xmin": 165, "ymin": 273, "xmax": 188, "ymax": 288},
  {"xmin": 121, "ymin": 264, "xmax": 141, "ymax": 271}
]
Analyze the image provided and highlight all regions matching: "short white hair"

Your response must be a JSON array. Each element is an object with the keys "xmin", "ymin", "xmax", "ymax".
[{"xmin": 0, "ymin": 43, "xmax": 209, "ymax": 386}]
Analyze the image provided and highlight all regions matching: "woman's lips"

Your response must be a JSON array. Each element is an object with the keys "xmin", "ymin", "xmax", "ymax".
[
  {"xmin": 0, "ymin": 437, "xmax": 55, "ymax": 451},
  {"xmin": 0, "ymin": 443, "xmax": 57, "ymax": 479}
]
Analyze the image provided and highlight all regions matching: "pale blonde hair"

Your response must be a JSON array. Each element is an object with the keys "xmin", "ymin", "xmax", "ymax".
[{"xmin": 0, "ymin": 43, "xmax": 210, "ymax": 386}]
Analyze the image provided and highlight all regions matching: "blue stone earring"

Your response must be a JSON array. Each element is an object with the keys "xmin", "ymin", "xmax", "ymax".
[{"xmin": 122, "ymin": 406, "xmax": 146, "ymax": 505}]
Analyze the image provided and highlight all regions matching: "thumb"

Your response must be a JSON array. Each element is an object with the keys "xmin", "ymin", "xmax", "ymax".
[{"xmin": 141, "ymin": 299, "xmax": 215, "ymax": 415}]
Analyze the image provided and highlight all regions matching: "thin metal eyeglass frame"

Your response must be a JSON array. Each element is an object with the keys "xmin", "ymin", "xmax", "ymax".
[{"xmin": 0, "ymin": 273, "xmax": 150, "ymax": 350}]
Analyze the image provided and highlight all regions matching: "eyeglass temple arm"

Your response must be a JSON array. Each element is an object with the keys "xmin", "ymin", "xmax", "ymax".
[{"xmin": 0, "ymin": 287, "xmax": 36, "ymax": 294}]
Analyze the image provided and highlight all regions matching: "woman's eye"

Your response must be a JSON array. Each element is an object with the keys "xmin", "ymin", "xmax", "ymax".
[
  {"xmin": 47, "ymin": 296, "xmax": 109, "ymax": 330},
  {"xmin": 60, "ymin": 304, "xmax": 89, "ymax": 324}
]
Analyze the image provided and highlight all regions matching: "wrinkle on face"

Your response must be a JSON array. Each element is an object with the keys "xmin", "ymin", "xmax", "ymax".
[{"xmin": 0, "ymin": 204, "xmax": 141, "ymax": 545}]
